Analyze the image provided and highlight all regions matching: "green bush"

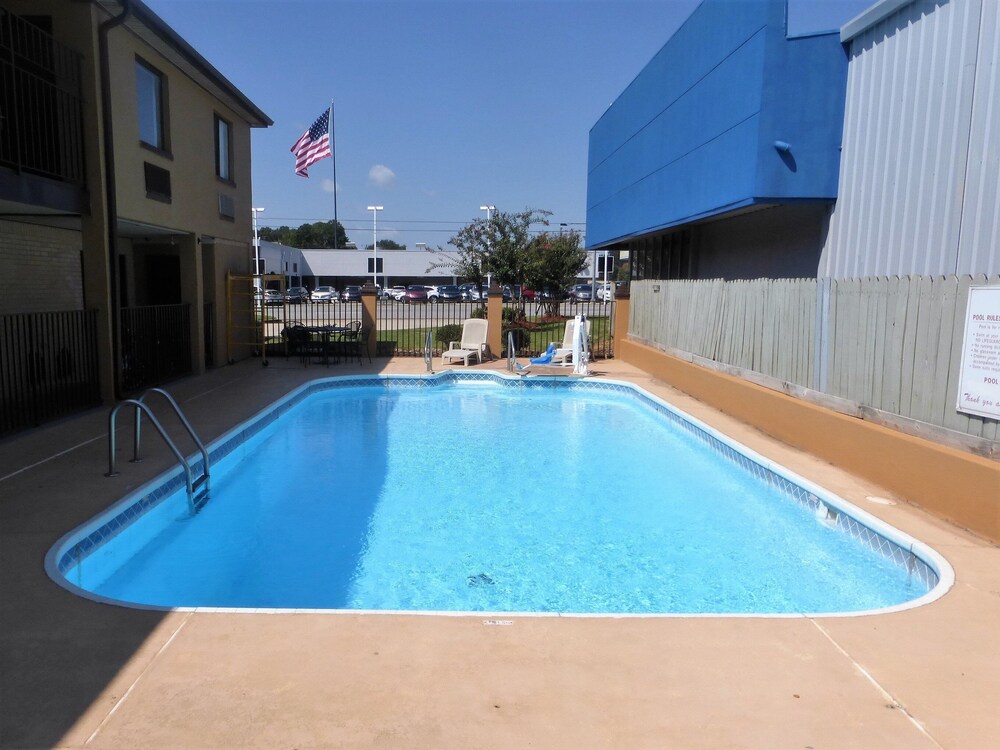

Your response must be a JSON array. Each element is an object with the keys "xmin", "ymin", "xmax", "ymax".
[
  {"xmin": 470, "ymin": 307, "xmax": 486, "ymax": 319},
  {"xmin": 502, "ymin": 307, "xmax": 525, "ymax": 324},
  {"xmin": 435, "ymin": 324, "xmax": 462, "ymax": 344},
  {"xmin": 503, "ymin": 326, "xmax": 530, "ymax": 351}
]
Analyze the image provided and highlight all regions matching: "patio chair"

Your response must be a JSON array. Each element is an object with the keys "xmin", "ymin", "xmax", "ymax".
[
  {"xmin": 551, "ymin": 318, "xmax": 592, "ymax": 364},
  {"xmin": 281, "ymin": 323, "xmax": 319, "ymax": 365},
  {"xmin": 338, "ymin": 321, "xmax": 370, "ymax": 365},
  {"xmin": 441, "ymin": 318, "xmax": 489, "ymax": 366}
]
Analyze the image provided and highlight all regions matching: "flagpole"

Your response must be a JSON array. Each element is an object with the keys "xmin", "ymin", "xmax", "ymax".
[{"xmin": 330, "ymin": 101, "xmax": 338, "ymax": 249}]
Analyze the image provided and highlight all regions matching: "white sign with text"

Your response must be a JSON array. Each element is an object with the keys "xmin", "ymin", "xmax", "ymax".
[{"xmin": 957, "ymin": 286, "xmax": 1000, "ymax": 420}]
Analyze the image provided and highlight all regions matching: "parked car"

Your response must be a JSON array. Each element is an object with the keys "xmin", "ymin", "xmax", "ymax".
[
  {"xmin": 539, "ymin": 287, "xmax": 570, "ymax": 301},
  {"xmin": 459, "ymin": 283, "xmax": 483, "ymax": 302},
  {"xmin": 310, "ymin": 285, "xmax": 337, "ymax": 303},
  {"xmin": 403, "ymin": 285, "xmax": 430, "ymax": 303},
  {"xmin": 340, "ymin": 285, "xmax": 361, "ymax": 303},
  {"xmin": 520, "ymin": 287, "xmax": 537, "ymax": 301},
  {"xmin": 285, "ymin": 286, "xmax": 310, "ymax": 304},
  {"xmin": 569, "ymin": 284, "xmax": 593, "ymax": 302},
  {"xmin": 595, "ymin": 283, "xmax": 613, "ymax": 302},
  {"xmin": 431, "ymin": 284, "xmax": 463, "ymax": 303},
  {"xmin": 388, "ymin": 285, "xmax": 407, "ymax": 300},
  {"xmin": 262, "ymin": 289, "xmax": 283, "ymax": 305}
]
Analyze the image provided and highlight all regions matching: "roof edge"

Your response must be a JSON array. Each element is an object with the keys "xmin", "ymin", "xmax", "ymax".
[
  {"xmin": 97, "ymin": 0, "xmax": 272, "ymax": 127},
  {"xmin": 840, "ymin": 0, "xmax": 914, "ymax": 43}
]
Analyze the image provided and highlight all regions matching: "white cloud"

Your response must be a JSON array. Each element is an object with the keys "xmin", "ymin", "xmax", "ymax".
[
  {"xmin": 368, "ymin": 164, "xmax": 397, "ymax": 188},
  {"xmin": 321, "ymin": 179, "xmax": 338, "ymax": 193}
]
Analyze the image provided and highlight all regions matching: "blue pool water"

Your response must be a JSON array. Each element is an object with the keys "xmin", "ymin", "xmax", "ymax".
[{"xmin": 55, "ymin": 377, "xmax": 945, "ymax": 614}]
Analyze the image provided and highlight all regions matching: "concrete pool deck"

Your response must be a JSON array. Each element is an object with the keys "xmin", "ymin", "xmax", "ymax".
[{"xmin": 1, "ymin": 356, "xmax": 997, "ymax": 748}]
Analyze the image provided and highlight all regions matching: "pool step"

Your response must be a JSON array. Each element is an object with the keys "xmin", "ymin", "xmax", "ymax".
[{"xmin": 191, "ymin": 474, "xmax": 210, "ymax": 513}]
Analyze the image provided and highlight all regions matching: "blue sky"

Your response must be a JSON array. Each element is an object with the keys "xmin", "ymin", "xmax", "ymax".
[{"xmin": 146, "ymin": 0, "xmax": 872, "ymax": 250}]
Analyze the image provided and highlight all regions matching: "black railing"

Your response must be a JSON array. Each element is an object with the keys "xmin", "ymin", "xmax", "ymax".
[
  {"xmin": 0, "ymin": 309, "xmax": 100, "ymax": 435},
  {"xmin": 502, "ymin": 298, "xmax": 615, "ymax": 359},
  {"xmin": 0, "ymin": 6, "xmax": 85, "ymax": 183},
  {"xmin": 120, "ymin": 304, "xmax": 191, "ymax": 393},
  {"xmin": 203, "ymin": 302, "xmax": 214, "ymax": 368},
  {"xmin": 377, "ymin": 297, "xmax": 485, "ymax": 357}
]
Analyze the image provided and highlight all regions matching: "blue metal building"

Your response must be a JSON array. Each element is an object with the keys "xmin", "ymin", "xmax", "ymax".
[{"xmin": 586, "ymin": 0, "xmax": 848, "ymax": 280}]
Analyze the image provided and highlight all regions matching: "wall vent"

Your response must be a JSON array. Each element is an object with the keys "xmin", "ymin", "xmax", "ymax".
[
  {"xmin": 218, "ymin": 193, "xmax": 235, "ymax": 220},
  {"xmin": 143, "ymin": 162, "xmax": 171, "ymax": 202}
]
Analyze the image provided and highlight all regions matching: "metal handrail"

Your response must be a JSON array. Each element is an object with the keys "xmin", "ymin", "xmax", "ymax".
[
  {"xmin": 507, "ymin": 331, "xmax": 516, "ymax": 372},
  {"xmin": 106, "ymin": 399, "xmax": 196, "ymax": 508},
  {"xmin": 424, "ymin": 330, "xmax": 433, "ymax": 373},
  {"xmin": 134, "ymin": 388, "xmax": 210, "ymax": 483},
  {"xmin": 106, "ymin": 387, "xmax": 210, "ymax": 513}
]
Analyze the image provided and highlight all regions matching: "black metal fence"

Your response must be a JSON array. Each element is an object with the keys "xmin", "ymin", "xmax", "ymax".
[
  {"xmin": 120, "ymin": 304, "xmax": 191, "ymax": 393},
  {"xmin": 369, "ymin": 296, "xmax": 616, "ymax": 359},
  {"xmin": 261, "ymin": 298, "xmax": 365, "ymax": 359},
  {"xmin": 0, "ymin": 309, "xmax": 100, "ymax": 435},
  {"xmin": 503, "ymin": 298, "xmax": 615, "ymax": 359},
  {"xmin": 0, "ymin": 6, "xmax": 85, "ymax": 184},
  {"xmin": 376, "ymin": 297, "xmax": 486, "ymax": 357}
]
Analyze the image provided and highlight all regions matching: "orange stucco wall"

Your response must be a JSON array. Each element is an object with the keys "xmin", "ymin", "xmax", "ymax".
[{"xmin": 621, "ymin": 338, "xmax": 1000, "ymax": 544}]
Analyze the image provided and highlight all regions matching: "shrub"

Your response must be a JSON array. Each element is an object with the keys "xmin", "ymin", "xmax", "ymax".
[
  {"xmin": 435, "ymin": 324, "xmax": 462, "ymax": 344},
  {"xmin": 503, "ymin": 326, "xmax": 530, "ymax": 352},
  {"xmin": 502, "ymin": 307, "xmax": 526, "ymax": 324}
]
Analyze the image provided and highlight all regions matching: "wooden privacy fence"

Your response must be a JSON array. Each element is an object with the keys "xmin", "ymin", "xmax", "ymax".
[{"xmin": 631, "ymin": 275, "xmax": 999, "ymax": 443}]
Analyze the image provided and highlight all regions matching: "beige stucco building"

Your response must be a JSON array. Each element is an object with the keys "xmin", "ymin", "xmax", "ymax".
[{"xmin": 1, "ymin": 0, "xmax": 270, "ymax": 431}]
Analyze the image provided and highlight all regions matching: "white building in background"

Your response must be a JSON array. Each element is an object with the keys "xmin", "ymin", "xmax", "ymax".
[
  {"xmin": 257, "ymin": 241, "xmax": 461, "ymax": 288},
  {"xmin": 820, "ymin": 0, "xmax": 999, "ymax": 278},
  {"xmin": 258, "ymin": 241, "xmax": 612, "ymax": 289}
]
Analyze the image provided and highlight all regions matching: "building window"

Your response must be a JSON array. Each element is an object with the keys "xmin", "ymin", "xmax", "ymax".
[
  {"xmin": 215, "ymin": 115, "xmax": 232, "ymax": 181},
  {"xmin": 367, "ymin": 257, "xmax": 383, "ymax": 273},
  {"xmin": 136, "ymin": 58, "xmax": 168, "ymax": 151}
]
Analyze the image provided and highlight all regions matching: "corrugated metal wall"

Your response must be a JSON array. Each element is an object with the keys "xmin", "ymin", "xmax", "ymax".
[{"xmin": 821, "ymin": 0, "xmax": 999, "ymax": 277}]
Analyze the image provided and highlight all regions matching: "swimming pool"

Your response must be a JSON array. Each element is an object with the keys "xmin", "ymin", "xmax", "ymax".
[{"xmin": 47, "ymin": 372, "xmax": 952, "ymax": 616}]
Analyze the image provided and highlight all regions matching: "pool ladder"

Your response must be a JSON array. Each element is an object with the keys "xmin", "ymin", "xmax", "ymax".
[{"xmin": 106, "ymin": 387, "xmax": 211, "ymax": 514}]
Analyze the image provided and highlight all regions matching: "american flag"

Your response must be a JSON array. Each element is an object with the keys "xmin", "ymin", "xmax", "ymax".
[{"xmin": 290, "ymin": 109, "xmax": 331, "ymax": 177}]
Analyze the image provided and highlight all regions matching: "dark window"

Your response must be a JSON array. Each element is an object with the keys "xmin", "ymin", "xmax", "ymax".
[
  {"xmin": 367, "ymin": 257, "xmax": 384, "ymax": 273},
  {"xmin": 143, "ymin": 162, "xmax": 171, "ymax": 202},
  {"xmin": 629, "ymin": 229, "xmax": 694, "ymax": 281},
  {"xmin": 136, "ymin": 58, "xmax": 167, "ymax": 150},
  {"xmin": 214, "ymin": 115, "xmax": 232, "ymax": 181}
]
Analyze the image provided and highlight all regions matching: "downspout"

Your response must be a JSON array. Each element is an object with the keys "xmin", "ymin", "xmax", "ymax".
[{"xmin": 98, "ymin": 0, "xmax": 131, "ymax": 399}]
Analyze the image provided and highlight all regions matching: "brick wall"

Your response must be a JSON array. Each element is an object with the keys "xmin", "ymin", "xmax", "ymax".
[{"xmin": 0, "ymin": 220, "xmax": 84, "ymax": 314}]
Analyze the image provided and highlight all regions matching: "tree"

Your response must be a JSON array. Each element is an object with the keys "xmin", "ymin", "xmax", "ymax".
[
  {"xmin": 615, "ymin": 258, "xmax": 631, "ymax": 284},
  {"xmin": 431, "ymin": 208, "xmax": 550, "ymax": 304},
  {"xmin": 524, "ymin": 230, "xmax": 588, "ymax": 316},
  {"xmin": 258, "ymin": 220, "xmax": 350, "ymax": 249},
  {"xmin": 365, "ymin": 239, "xmax": 406, "ymax": 250}
]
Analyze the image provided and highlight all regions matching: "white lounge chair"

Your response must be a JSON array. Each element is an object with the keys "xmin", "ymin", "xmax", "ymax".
[
  {"xmin": 441, "ymin": 318, "xmax": 488, "ymax": 366},
  {"xmin": 551, "ymin": 318, "xmax": 592, "ymax": 364}
]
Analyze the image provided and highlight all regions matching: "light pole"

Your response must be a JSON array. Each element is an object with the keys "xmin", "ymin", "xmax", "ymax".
[
  {"xmin": 367, "ymin": 205, "xmax": 383, "ymax": 289},
  {"xmin": 251, "ymin": 207, "xmax": 264, "ymax": 286},
  {"xmin": 479, "ymin": 205, "xmax": 495, "ymax": 288}
]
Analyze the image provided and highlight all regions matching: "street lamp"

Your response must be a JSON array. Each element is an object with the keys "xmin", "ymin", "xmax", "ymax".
[
  {"xmin": 367, "ymin": 205, "xmax": 383, "ymax": 289},
  {"xmin": 479, "ymin": 205, "xmax": 495, "ymax": 288},
  {"xmin": 251, "ymin": 207, "xmax": 264, "ymax": 285}
]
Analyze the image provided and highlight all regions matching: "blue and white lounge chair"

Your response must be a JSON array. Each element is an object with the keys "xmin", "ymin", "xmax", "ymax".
[{"xmin": 514, "ymin": 343, "xmax": 557, "ymax": 373}]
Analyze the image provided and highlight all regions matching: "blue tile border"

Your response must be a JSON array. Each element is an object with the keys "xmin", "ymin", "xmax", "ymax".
[{"xmin": 51, "ymin": 371, "xmax": 949, "ymax": 606}]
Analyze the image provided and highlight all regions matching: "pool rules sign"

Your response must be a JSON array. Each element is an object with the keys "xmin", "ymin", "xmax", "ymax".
[{"xmin": 957, "ymin": 286, "xmax": 1000, "ymax": 420}]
